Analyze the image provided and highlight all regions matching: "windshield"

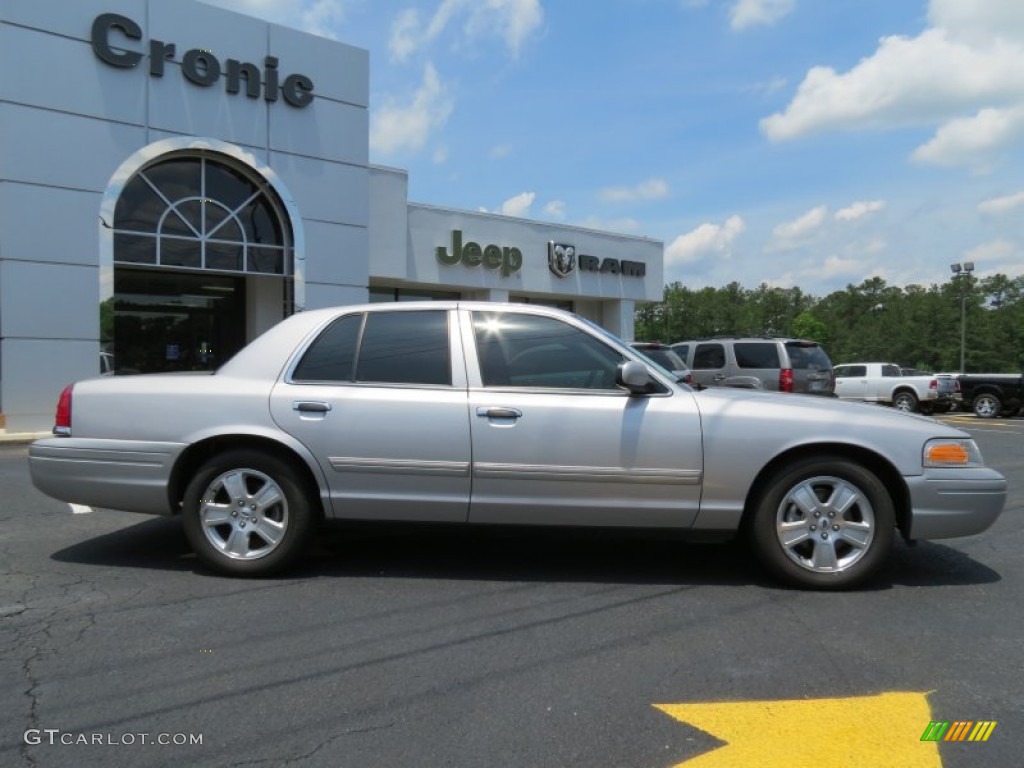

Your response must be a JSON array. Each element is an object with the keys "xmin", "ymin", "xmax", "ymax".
[{"xmin": 642, "ymin": 348, "xmax": 687, "ymax": 372}]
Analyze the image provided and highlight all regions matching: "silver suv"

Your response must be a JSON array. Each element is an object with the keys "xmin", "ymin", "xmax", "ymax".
[{"xmin": 671, "ymin": 337, "xmax": 835, "ymax": 395}]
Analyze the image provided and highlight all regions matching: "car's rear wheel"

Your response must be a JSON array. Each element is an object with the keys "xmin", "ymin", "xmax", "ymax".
[
  {"xmin": 182, "ymin": 450, "xmax": 313, "ymax": 576},
  {"xmin": 748, "ymin": 457, "xmax": 895, "ymax": 589},
  {"xmin": 892, "ymin": 390, "xmax": 919, "ymax": 413},
  {"xmin": 972, "ymin": 393, "xmax": 1002, "ymax": 419}
]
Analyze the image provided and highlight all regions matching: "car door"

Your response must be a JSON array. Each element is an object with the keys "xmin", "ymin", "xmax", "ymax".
[
  {"xmin": 461, "ymin": 308, "xmax": 703, "ymax": 528},
  {"xmin": 690, "ymin": 342, "xmax": 727, "ymax": 389},
  {"xmin": 833, "ymin": 364, "xmax": 868, "ymax": 400},
  {"xmin": 269, "ymin": 307, "xmax": 471, "ymax": 522}
]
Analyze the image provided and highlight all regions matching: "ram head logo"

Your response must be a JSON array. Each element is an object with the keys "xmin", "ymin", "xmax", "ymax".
[{"xmin": 548, "ymin": 242, "xmax": 576, "ymax": 278}]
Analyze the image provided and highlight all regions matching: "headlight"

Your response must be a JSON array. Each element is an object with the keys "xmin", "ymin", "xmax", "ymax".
[{"xmin": 923, "ymin": 438, "xmax": 984, "ymax": 468}]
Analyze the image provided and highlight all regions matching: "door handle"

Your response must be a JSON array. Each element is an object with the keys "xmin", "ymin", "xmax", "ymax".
[
  {"xmin": 476, "ymin": 406, "xmax": 522, "ymax": 419},
  {"xmin": 293, "ymin": 401, "xmax": 332, "ymax": 413}
]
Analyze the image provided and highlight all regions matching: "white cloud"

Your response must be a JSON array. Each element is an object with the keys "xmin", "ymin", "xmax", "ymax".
[
  {"xmin": 978, "ymin": 190, "xmax": 1024, "ymax": 214},
  {"xmin": 760, "ymin": 2, "xmax": 1024, "ymax": 168},
  {"xmin": 912, "ymin": 105, "xmax": 1024, "ymax": 169},
  {"xmin": 928, "ymin": 0, "xmax": 1024, "ymax": 46},
  {"xmin": 389, "ymin": 0, "xmax": 544, "ymax": 62},
  {"xmin": 966, "ymin": 239, "xmax": 1015, "ymax": 266},
  {"xmin": 489, "ymin": 144, "xmax": 513, "ymax": 159},
  {"xmin": 769, "ymin": 205, "xmax": 828, "ymax": 250},
  {"xmin": 389, "ymin": 9, "xmax": 421, "ymax": 60},
  {"xmin": 835, "ymin": 200, "xmax": 885, "ymax": 221},
  {"xmin": 201, "ymin": 0, "xmax": 347, "ymax": 38},
  {"xmin": 666, "ymin": 215, "xmax": 746, "ymax": 265},
  {"xmin": 543, "ymin": 200, "xmax": 566, "ymax": 219},
  {"xmin": 370, "ymin": 63, "xmax": 454, "ymax": 155},
  {"xmin": 499, "ymin": 191, "xmax": 535, "ymax": 217},
  {"xmin": 433, "ymin": 144, "xmax": 449, "ymax": 164},
  {"xmin": 962, "ymin": 238, "xmax": 1020, "ymax": 273},
  {"xmin": 599, "ymin": 178, "xmax": 670, "ymax": 203},
  {"xmin": 819, "ymin": 254, "xmax": 867, "ymax": 278},
  {"xmin": 730, "ymin": 0, "xmax": 795, "ymax": 31}
]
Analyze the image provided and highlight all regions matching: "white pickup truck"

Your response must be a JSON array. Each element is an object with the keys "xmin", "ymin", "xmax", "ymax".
[{"xmin": 832, "ymin": 362, "xmax": 956, "ymax": 414}]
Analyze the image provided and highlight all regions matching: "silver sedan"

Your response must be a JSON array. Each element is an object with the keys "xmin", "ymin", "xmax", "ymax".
[{"xmin": 29, "ymin": 302, "xmax": 1007, "ymax": 589}]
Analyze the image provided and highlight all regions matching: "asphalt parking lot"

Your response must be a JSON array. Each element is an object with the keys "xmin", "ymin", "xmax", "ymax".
[{"xmin": 2, "ymin": 414, "xmax": 1022, "ymax": 768}]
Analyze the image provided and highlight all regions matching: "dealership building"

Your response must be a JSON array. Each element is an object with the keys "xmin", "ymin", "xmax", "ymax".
[{"xmin": 0, "ymin": 0, "xmax": 664, "ymax": 432}]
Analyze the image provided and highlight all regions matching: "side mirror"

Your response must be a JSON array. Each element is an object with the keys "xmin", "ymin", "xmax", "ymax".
[{"xmin": 616, "ymin": 361, "xmax": 652, "ymax": 394}]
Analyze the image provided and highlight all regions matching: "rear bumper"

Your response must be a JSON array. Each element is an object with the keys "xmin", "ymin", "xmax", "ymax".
[
  {"xmin": 29, "ymin": 437, "xmax": 186, "ymax": 515},
  {"xmin": 904, "ymin": 468, "xmax": 1008, "ymax": 539}
]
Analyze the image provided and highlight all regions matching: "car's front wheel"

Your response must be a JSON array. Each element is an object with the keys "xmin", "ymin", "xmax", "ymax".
[
  {"xmin": 748, "ymin": 456, "xmax": 895, "ymax": 589},
  {"xmin": 182, "ymin": 450, "xmax": 314, "ymax": 576}
]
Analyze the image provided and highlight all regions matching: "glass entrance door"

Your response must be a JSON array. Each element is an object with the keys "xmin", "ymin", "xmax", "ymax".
[{"xmin": 111, "ymin": 269, "xmax": 246, "ymax": 373}]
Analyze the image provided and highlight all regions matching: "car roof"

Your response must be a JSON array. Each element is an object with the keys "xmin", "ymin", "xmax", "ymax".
[{"xmin": 674, "ymin": 336, "xmax": 820, "ymax": 345}]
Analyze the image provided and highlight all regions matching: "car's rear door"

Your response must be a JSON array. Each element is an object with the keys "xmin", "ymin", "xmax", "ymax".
[
  {"xmin": 269, "ymin": 307, "xmax": 471, "ymax": 522},
  {"xmin": 461, "ymin": 308, "xmax": 703, "ymax": 528},
  {"xmin": 690, "ymin": 342, "xmax": 727, "ymax": 389},
  {"xmin": 833, "ymin": 364, "xmax": 868, "ymax": 400}
]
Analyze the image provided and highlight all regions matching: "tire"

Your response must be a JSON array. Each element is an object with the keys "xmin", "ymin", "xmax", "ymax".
[
  {"xmin": 972, "ymin": 393, "xmax": 1002, "ymax": 419},
  {"xmin": 748, "ymin": 456, "xmax": 895, "ymax": 589},
  {"xmin": 891, "ymin": 390, "xmax": 919, "ymax": 413},
  {"xmin": 182, "ymin": 450, "xmax": 314, "ymax": 576}
]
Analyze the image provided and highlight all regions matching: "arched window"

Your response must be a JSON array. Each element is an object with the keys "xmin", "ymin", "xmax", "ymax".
[{"xmin": 112, "ymin": 153, "xmax": 293, "ymax": 275}]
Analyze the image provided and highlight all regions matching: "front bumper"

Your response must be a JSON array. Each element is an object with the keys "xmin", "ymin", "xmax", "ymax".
[
  {"xmin": 29, "ymin": 437, "xmax": 186, "ymax": 515},
  {"xmin": 904, "ymin": 468, "xmax": 1008, "ymax": 539}
]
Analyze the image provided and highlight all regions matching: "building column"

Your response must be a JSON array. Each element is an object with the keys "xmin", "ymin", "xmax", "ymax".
[{"xmin": 601, "ymin": 299, "xmax": 635, "ymax": 341}]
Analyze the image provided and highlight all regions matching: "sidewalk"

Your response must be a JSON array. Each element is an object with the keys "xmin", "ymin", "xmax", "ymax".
[{"xmin": 0, "ymin": 430, "xmax": 51, "ymax": 444}]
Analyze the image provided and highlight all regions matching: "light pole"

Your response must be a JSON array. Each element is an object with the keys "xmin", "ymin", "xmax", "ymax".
[{"xmin": 950, "ymin": 261, "xmax": 974, "ymax": 372}]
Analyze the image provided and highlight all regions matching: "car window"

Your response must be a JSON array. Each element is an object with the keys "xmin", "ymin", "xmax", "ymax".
[
  {"xmin": 734, "ymin": 342, "xmax": 780, "ymax": 369},
  {"xmin": 473, "ymin": 311, "xmax": 625, "ymax": 389},
  {"xmin": 292, "ymin": 314, "xmax": 362, "ymax": 381},
  {"xmin": 882, "ymin": 364, "xmax": 901, "ymax": 377},
  {"xmin": 293, "ymin": 310, "xmax": 451, "ymax": 385},
  {"xmin": 785, "ymin": 342, "xmax": 831, "ymax": 370},
  {"xmin": 835, "ymin": 365, "xmax": 866, "ymax": 378},
  {"xmin": 692, "ymin": 343, "xmax": 726, "ymax": 369},
  {"xmin": 670, "ymin": 343, "xmax": 689, "ymax": 360},
  {"xmin": 641, "ymin": 348, "xmax": 687, "ymax": 372},
  {"xmin": 357, "ymin": 311, "xmax": 451, "ymax": 385}
]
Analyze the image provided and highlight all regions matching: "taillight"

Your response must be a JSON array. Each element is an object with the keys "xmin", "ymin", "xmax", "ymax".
[
  {"xmin": 54, "ymin": 384, "xmax": 73, "ymax": 436},
  {"xmin": 929, "ymin": 379, "xmax": 937, "ymax": 391},
  {"xmin": 779, "ymin": 368, "xmax": 794, "ymax": 392}
]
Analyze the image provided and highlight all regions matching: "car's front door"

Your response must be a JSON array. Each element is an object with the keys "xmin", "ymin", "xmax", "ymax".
[
  {"xmin": 269, "ymin": 308, "xmax": 471, "ymax": 522},
  {"xmin": 461, "ymin": 309, "xmax": 703, "ymax": 528}
]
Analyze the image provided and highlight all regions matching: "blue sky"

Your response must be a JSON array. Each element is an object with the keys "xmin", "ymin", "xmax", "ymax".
[{"xmin": 204, "ymin": 0, "xmax": 1024, "ymax": 296}]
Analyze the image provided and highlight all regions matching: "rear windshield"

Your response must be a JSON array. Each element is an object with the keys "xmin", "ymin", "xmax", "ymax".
[{"xmin": 785, "ymin": 342, "xmax": 832, "ymax": 370}]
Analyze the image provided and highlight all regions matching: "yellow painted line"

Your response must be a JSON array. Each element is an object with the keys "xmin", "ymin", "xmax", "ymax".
[{"xmin": 655, "ymin": 691, "xmax": 941, "ymax": 767}]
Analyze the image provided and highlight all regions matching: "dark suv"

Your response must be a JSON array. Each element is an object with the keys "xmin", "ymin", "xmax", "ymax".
[{"xmin": 670, "ymin": 337, "xmax": 835, "ymax": 395}]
